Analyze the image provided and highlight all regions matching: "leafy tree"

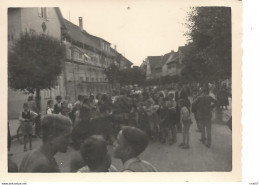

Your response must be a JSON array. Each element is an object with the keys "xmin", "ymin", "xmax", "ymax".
[
  {"xmin": 119, "ymin": 67, "xmax": 145, "ymax": 86},
  {"xmin": 183, "ymin": 7, "xmax": 231, "ymax": 83},
  {"xmin": 8, "ymin": 32, "xmax": 65, "ymax": 112},
  {"xmin": 104, "ymin": 63, "xmax": 120, "ymax": 88}
]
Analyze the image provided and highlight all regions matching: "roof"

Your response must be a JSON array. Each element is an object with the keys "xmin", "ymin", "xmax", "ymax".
[
  {"xmin": 54, "ymin": 8, "xmax": 66, "ymax": 30},
  {"xmin": 166, "ymin": 52, "xmax": 179, "ymax": 65},
  {"xmin": 161, "ymin": 52, "xmax": 172, "ymax": 65},
  {"xmin": 63, "ymin": 19, "xmax": 100, "ymax": 50},
  {"xmin": 110, "ymin": 47, "xmax": 133, "ymax": 65},
  {"xmin": 147, "ymin": 56, "xmax": 162, "ymax": 73}
]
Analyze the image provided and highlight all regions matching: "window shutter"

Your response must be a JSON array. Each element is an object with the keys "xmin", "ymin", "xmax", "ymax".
[
  {"xmin": 38, "ymin": 8, "xmax": 42, "ymax": 17},
  {"xmin": 46, "ymin": 8, "xmax": 50, "ymax": 20}
]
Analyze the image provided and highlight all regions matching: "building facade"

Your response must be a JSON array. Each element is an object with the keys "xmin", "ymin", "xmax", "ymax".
[
  {"xmin": 8, "ymin": 8, "xmax": 65, "ymax": 118},
  {"xmin": 141, "ymin": 47, "xmax": 185, "ymax": 81}
]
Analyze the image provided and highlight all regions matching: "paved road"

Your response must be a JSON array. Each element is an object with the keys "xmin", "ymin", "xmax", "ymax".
[{"xmin": 9, "ymin": 120, "xmax": 232, "ymax": 172}]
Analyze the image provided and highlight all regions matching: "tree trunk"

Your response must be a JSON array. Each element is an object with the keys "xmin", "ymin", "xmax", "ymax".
[{"xmin": 35, "ymin": 88, "xmax": 42, "ymax": 114}]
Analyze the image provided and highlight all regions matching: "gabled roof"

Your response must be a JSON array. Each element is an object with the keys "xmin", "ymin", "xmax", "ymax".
[
  {"xmin": 161, "ymin": 52, "xmax": 172, "ymax": 65},
  {"xmin": 147, "ymin": 56, "xmax": 162, "ymax": 72},
  {"xmin": 54, "ymin": 8, "xmax": 66, "ymax": 30},
  {"xmin": 63, "ymin": 19, "xmax": 100, "ymax": 50},
  {"xmin": 166, "ymin": 52, "xmax": 179, "ymax": 65}
]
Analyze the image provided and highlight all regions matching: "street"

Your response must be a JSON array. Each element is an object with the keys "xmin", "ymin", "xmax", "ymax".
[{"xmin": 9, "ymin": 119, "xmax": 232, "ymax": 172}]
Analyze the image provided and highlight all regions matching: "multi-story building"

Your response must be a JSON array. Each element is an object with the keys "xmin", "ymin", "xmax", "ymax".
[
  {"xmin": 141, "ymin": 47, "xmax": 185, "ymax": 81},
  {"xmin": 8, "ymin": 7, "xmax": 66, "ymax": 118},
  {"xmin": 8, "ymin": 8, "xmax": 133, "ymax": 119},
  {"xmin": 62, "ymin": 18, "xmax": 117, "ymax": 100}
]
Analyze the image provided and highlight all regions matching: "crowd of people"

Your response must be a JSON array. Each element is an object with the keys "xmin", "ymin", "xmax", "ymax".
[{"xmin": 8, "ymin": 82, "xmax": 231, "ymax": 172}]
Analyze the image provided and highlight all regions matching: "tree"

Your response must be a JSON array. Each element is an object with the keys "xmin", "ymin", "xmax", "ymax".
[
  {"xmin": 104, "ymin": 63, "xmax": 120, "ymax": 89},
  {"xmin": 119, "ymin": 67, "xmax": 146, "ymax": 86},
  {"xmin": 8, "ymin": 32, "xmax": 65, "ymax": 112},
  {"xmin": 183, "ymin": 7, "xmax": 231, "ymax": 83}
]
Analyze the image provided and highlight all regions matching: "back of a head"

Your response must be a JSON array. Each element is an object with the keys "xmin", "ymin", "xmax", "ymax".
[
  {"xmin": 122, "ymin": 126, "xmax": 149, "ymax": 157},
  {"xmin": 41, "ymin": 114, "xmax": 72, "ymax": 142},
  {"xmin": 80, "ymin": 135, "xmax": 108, "ymax": 169}
]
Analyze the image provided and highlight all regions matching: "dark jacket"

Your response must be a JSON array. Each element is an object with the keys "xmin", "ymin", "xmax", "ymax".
[
  {"xmin": 193, "ymin": 95, "xmax": 217, "ymax": 120},
  {"xmin": 53, "ymin": 103, "xmax": 62, "ymax": 114}
]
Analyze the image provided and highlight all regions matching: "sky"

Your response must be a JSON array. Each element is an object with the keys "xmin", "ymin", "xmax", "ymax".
[{"xmin": 60, "ymin": 1, "xmax": 189, "ymax": 66}]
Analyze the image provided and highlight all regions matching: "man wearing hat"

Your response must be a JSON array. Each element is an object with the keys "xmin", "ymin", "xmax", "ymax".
[{"xmin": 53, "ymin": 96, "xmax": 62, "ymax": 114}]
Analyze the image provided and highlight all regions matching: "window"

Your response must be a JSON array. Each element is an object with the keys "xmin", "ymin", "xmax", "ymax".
[
  {"xmin": 44, "ymin": 90, "xmax": 51, "ymax": 99},
  {"xmin": 80, "ymin": 77, "xmax": 84, "ymax": 81},
  {"xmin": 86, "ymin": 77, "xmax": 89, "ymax": 82},
  {"xmin": 92, "ymin": 77, "xmax": 94, "ymax": 82},
  {"xmin": 38, "ymin": 8, "xmax": 49, "ymax": 20}
]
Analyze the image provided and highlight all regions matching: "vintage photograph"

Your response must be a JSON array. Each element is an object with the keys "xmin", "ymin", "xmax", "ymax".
[{"xmin": 7, "ymin": 2, "xmax": 234, "ymax": 174}]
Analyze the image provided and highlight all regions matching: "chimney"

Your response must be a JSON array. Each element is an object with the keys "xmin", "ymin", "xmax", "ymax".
[
  {"xmin": 114, "ymin": 45, "xmax": 117, "ymax": 51},
  {"xmin": 79, "ymin": 17, "xmax": 83, "ymax": 30}
]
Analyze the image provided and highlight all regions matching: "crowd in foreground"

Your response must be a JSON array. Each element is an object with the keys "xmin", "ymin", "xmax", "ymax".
[{"xmin": 8, "ymin": 82, "xmax": 231, "ymax": 172}]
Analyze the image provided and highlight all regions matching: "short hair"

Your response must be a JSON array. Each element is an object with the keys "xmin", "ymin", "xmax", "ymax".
[
  {"xmin": 80, "ymin": 135, "xmax": 108, "ymax": 169},
  {"xmin": 41, "ymin": 114, "xmax": 72, "ymax": 142},
  {"xmin": 56, "ymin": 96, "xmax": 62, "ymax": 101},
  {"xmin": 27, "ymin": 95, "xmax": 34, "ymax": 101},
  {"xmin": 47, "ymin": 100, "xmax": 53, "ymax": 106},
  {"xmin": 78, "ymin": 94, "xmax": 84, "ymax": 101},
  {"xmin": 23, "ymin": 102, "xmax": 29, "ymax": 108},
  {"xmin": 121, "ymin": 126, "xmax": 149, "ymax": 157}
]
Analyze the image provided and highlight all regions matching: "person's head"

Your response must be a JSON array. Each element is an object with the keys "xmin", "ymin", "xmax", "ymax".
[
  {"xmin": 89, "ymin": 94, "xmax": 94, "ymax": 101},
  {"xmin": 101, "ymin": 94, "xmax": 108, "ymax": 103},
  {"xmin": 56, "ymin": 96, "xmax": 62, "ymax": 103},
  {"xmin": 78, "ymin": 95, "xmax": 84, "ymax": 102},
  {"xmin": 168, "ymin": 93, "xmax": 174, "ymax": 100},
  {"xmin": 83, "ymin": 98, "xmax": 89, "ymax": 105},
  {"xmin": 113, "ymin": 126, "xmax": 149, "ymax": 161},
  {"xmin": 80, "ymin": 135, "xmax": 110, "ymax": 171},
  {"xmin": 41, "ymin": 114, "xmax": 72, "ymax": 154},
  {"xmin": 23, "ymin": 102, "xmax": 30, "ymax": 112},
  {"xmin": 27, "ymin": 94, "xmax": 34, "ymax": 102},
  {"xmin": 47, "ymin": 100, "xmax": 54, "ymax": 108},
  {"xmin": 96, "ymin": 93, "xmax": 101, "ymax": 100},
  {"xmin": 178, "ymin": 99, "xmax": 186, "ymax": 108}
]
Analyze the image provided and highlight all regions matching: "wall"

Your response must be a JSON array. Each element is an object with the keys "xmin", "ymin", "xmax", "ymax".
[
  {"xmin": 8, "ymin": 8, "xmax": 62, "ymax": 119},
  {"xmin": 20, "ymin": 8, "xmax": 61, "ymax": 39}
]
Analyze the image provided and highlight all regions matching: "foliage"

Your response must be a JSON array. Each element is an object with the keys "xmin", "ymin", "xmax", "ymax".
[
  {"xmin": 104, "ymin": 64, "xmax": 145, "ymax": 86},
  {"xmin": 119, "ymin": 67, "xmax": 146, "ymax": 85},
  {"xmin": 8, "ymin": 32, "xmax": 65, "ymax": 93},
  {"xmin": 145, "ymin": 75, "xmax": 180, "ymax": 86},
  {"xmin": 104, "ymin": 63, "xmax": 120, "ymax": 84},
  {"xmin": 182, "ymin": 7, "xmax": 231, "ymax": 82}
]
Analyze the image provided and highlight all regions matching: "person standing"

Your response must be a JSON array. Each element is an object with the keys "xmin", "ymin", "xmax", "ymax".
[
  {"xmin": 46, "ymin": 100, "xmax": 54, "ymax": 115},
  {"xmin": 27, "ymin": 94, "xmax": 39, "ymax": 137},
  {"xmin": 193, "ymin": 87, "xmax": 217, "ymax": 148},
  {"xmin": 53, "ymin": 96, "xmax": 62, "ymax": 114},
  {"xmin": 113, "ymin": 126, "xmax": 157, "ymax": 172},
  {"xmin": 178, "ymin": 99, "xmax": 192, "ymax": 149},
  {"xmin": 19, "ymin": 103, "xmax": 38, "ymax": 152}
]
